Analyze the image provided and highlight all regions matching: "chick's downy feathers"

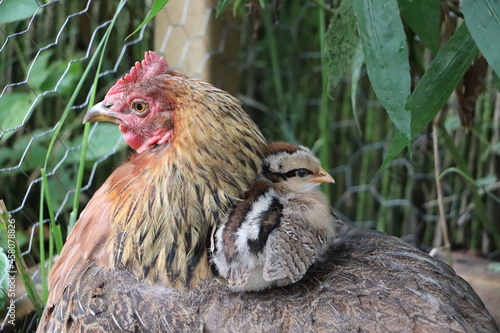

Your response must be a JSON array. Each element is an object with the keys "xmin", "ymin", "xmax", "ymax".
[{"xmin": 212, "ymin": 142, "xmax": 336, "ymax": 291}]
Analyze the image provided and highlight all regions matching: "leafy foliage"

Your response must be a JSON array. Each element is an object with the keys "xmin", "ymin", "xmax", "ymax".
[
  {"xmin": 325, "ymin": 0, "xmax": 357, "ymax": 94},
  {"xmin": 0, "ymin": 0, "xmax": 39, "ymax": 24},
  {"xmin": 320, "ymin": 0, "xmax": 500, "ymax": 169},
  {"xmin": 462, "ymin": 0, "xmax": 500, "ymax": 75},
  {"xmin": 127, "ymin": 0, "xmax": 170, "ymax": 40},
  {"xmin": 397, "ymin": 0, "xmax": 440, "ymax": 54},
  {"xmin": 384, "ymin": 23, "xmax": 479, "ymax": 167}
]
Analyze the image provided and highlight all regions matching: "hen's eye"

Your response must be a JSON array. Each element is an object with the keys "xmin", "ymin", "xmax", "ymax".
[
  {"xmin": 132, "ymin": 100, "xmax": 149, "ymax": 116},
  {"xmin": 135, "ymin": 102, "xmax": 144, "ymax": 112},
  {"xmin": 295, "ymin": 169, "xmax": 309, "ymax": 178}
]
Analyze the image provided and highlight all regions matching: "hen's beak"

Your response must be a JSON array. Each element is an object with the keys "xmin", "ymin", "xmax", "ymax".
[
  {"xmin": 83, "ymin": 101, "xmax": 122, "ymax": 124},
  {"xmin": 313, "ymin": 168, "xmax": 335, "ymax": 184}
]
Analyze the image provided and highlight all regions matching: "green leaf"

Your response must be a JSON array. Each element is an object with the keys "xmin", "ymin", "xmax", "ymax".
[
  {"xmin": 398, "ymin": 0, "xmax": 440, "ymax": 54},
  {"xmin": 325, "ymin": 0, "xmax": 358, "ymax": 93},
  {"xmin": 216, "ymin": 0, "xmax": 233, "ymax": 18},
  {"xmin": 444, "ymin": 115, "xmax": 461, "ymax": 131},
  {"xmin": 0, "ymin": 93, "xmax": 37, "ymax": 144},
  {"xmin": 126, "ymin": 0, "xmax": 170, "ymax": 40},
  {"xmin": 233, "ymin": 0, "xmax": 244, "ymax": 16},
  {"xmin": 382, "ymin": 24, "xmax": 478, "ymax": 165},
  {"xmin": 86, "ymin": 123, "xmax": 126, "ymax": 161},
  {"xmin": 462, "ymin": 0, "xmax": 500, "ymax": 76},
  {"xmin": 0, "ymin": 249, "xmax": 9, "ymax": 309},
  {"xmin": 475, "ymin": 174, "xmax": 497, "ymax": 188},
  {"xmin": 27, "ymin": 51, "xmax": 54, "ymax": 92},
  {"xmin": 47, "ymin": 60, "xmax": 84, "ymax": 96},
  {"xmin": 409, "ymin": 23, "xmax": 478, "ymax": 138},
  {"xmin": 381, "ymin": 130, "xmax": 409, "ymax": 169},
  {"xmin": 0, "ymin": 0, "xmax": 39, "ymax": 24},
  {"xmin": 352, "ymin": 0, "xmax": 411, "ymax": 140}
]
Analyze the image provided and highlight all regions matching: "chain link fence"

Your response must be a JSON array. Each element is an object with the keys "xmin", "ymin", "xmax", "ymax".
[{"xmin": 1, "ymin": 0, "xmax": 498, "ymax": 330}]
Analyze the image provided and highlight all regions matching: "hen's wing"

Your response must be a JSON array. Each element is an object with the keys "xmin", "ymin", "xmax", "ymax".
[
  {"xmin": 263, "ymin": 214, "xmax": 324, "ymax": 283},
  {"xmin": 41, "ymin": 262, "xmax": 203, "ymax": 333}
]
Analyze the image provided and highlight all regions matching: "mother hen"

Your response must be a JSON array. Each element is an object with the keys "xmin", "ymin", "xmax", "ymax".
[{"xmin": 37, "ymin": 51, "xmax": 498, "ymax": 332}]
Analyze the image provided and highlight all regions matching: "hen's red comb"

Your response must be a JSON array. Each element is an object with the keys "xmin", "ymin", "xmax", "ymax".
[{"xmin": 106, "ymin": 51, "xmax": 169, "ymax": 97}]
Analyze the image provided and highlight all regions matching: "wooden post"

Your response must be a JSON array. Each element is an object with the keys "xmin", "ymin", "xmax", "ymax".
[{"xmin": 154, "ymin": 0, "xmax": 240, "ymax": 95}]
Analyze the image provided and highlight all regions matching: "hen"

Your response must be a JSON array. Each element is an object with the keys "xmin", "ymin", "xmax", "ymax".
[
  {"xmin": 37, "ymin": 51, "xmax": 499, "ymax": 332},
  {"xmin": 212, "ymin": 142, "xmax": 336, "ymax": 291}
]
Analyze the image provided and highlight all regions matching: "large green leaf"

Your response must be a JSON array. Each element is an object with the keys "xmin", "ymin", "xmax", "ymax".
[
  {"xmin": 0, "ymin": 93, "xmax": 37, "ymax": 144},
  {"xmin": 325, "ymin": 0, "xmax": 358, "ymax": 94},
  {"xmin": 382, "ymin": 23, "xmax": 478, "ymax": 167},
  {"xmin": 398, "ymin": 0, "xmax": 440, "ymax": 54},
  {"xmin": 409, "ymin": 23, "xmax": 478, "ymax": 138},
  {"xmin": 27, "ymin": 51, "xmax": 54, "ymax": 92},
  {"xmin": 462, "ymin": 0, "xmax": 500, "ymax": 76},
  {"xmin": 126, "ymin": 0, "xmax": 170, "ymax": 40},
  {"xmin": 0, "ymin": 0, "xmax": 39, "ymax": 24},
  {"xmin": 352, "ymin": 0, "xmax": 411, "ymax": 140},
  {"xmin": 85, "ymin": 123, "xmax": 126, "ymax": 161}
]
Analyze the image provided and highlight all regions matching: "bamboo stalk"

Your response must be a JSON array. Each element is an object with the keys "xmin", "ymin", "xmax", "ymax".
[{"xmin": 432, "ymin": 116, "xmax": 453, "ymax": 267}]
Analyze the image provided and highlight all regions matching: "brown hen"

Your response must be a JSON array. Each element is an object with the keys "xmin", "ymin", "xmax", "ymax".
[{"xmin": 37, "ymin": 52, "xmax": 499, "ymax": 332}]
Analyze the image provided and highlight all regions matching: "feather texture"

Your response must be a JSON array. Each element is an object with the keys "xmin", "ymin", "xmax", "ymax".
[
  {"xmin": 37, "ymin": 52, "xmax": 499, "ymax": 332},
  {"xmin": 212, "ymin": 143, "xmax": 336, "ymax": 291},
  {"xmin": 37, "ymin": 53, "xmax": 266, "ymax": 331}
]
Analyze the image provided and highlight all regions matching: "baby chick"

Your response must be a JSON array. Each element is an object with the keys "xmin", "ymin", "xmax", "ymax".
[{"xmin": 212, "ymin": 142, "xmax": 336, "ymax": 291}]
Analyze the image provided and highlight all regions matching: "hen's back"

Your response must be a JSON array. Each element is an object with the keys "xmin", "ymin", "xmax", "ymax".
[{"xmin": 198, "ymin": 222, "xmax": 498, "ymax": 333}]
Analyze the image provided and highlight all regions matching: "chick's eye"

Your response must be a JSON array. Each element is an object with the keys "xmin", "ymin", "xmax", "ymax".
[
  {"xmin": 132, "ymin": 100, "xmax": 149, "ymax": 116},
  {"xmin": 295, "ymin": 169, "xmax": 310, "ymax": 178}
]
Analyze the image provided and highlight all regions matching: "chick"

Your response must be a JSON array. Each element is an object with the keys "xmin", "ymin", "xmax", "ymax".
[{"xmin": 212, "ymin": 142, "xmax": 336, "ymax": 291}]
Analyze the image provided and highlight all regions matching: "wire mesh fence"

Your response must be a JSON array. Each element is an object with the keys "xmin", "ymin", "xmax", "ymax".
[{"xmin": 0, "ymin": 0, "xmax": 499, "ymax": 330}]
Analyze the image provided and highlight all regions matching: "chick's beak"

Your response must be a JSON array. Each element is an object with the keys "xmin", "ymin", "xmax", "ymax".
[
  {"xmin": 313, "ymin": 168, "xmax": 335, "ymax": 184},
  {"xmin": 83, "ymin": 101, "xmax": 122, "ymax": 124}
]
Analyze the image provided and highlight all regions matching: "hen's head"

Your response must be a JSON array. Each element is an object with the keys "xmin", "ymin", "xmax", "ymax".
[{"xmin": 84, "ymin": 51, "xmax": 180, "ymax": 152}]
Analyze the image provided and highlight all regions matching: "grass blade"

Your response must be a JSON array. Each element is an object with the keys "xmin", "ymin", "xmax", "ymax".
[{"xmin": 0, "ymin": 200, "xmax": 44, "ymax": 315}]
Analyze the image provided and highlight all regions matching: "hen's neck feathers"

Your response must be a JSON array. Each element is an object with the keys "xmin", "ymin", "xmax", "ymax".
[
  {"xmin": 111, "ymin": 80, "xmax": 265, "ymax": 287},
  {"xmin": 50, "ymin": 78, "xmax": 265, "ymax": 294}
]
